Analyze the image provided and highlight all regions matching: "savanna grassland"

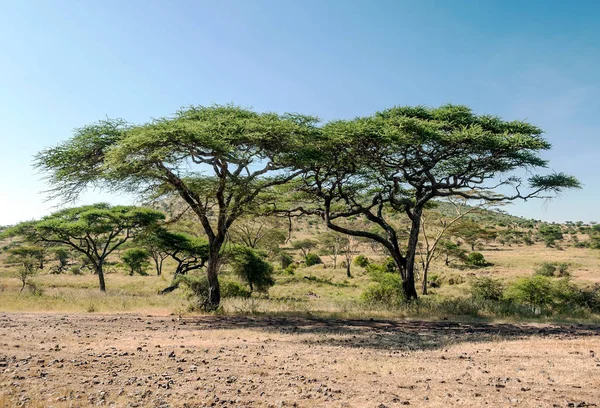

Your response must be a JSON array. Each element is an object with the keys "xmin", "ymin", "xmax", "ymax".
[{"xmin": 1, "ymin": 211, "xmax": 600, "ymax": 407}]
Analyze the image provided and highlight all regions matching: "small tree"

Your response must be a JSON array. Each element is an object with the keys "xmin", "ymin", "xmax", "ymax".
[
  {"xmin": 229, "ymin": 246, "xmax": 275, "ymax": 293},
  {"xmin": 538, "ymin": 224, "xmax": 563, "ymax": 248},
  {"xmin": 291, "ymin": 239, "xmax": 318, "ymax": 258},
  {"xmin": 122, "ymin": 248, "xmax": 150, "ymax": 275},
  {"xmin": 7, "ymin": 247, "xmax": 43, "ymax": 292},
  {"xmin": 318, "ymin": 232, "xmax": 348, "ymax": 269},
  {"xmin": 418, "ymin": 198, "xmax": 480, "ymax": 295},
  {"xmin": 228, "ymin": 217, "xmax": 287, "ymax": 256},
  {"xmin": 342, "ymin": 236, "xmax": 360, "ymax": 278},
  {"xmin": 152, "ymin": 229, "xmax": 210, "ymax": 295},
  {"xmin": 437, "ymin": 240, "xmax": 466, "ymax": 266},
  {"xmin": 4, "ymin": 204, "xmax": 164, "ymax": 291}
]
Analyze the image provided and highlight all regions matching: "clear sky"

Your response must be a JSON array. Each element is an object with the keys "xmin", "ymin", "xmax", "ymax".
[{"xmin": 1, "ymin": 0, "xmax": 598, "ymax": 225}]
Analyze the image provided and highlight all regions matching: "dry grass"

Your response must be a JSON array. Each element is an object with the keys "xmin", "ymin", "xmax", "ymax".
[{"xmin": 0, "ymin": 241, "xmax": 599, "ymax": 319}]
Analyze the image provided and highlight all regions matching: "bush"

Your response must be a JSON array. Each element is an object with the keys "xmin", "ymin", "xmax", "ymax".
[
  {"xmin": 305, "ymin": 253, "xmax": 322, "ymax": 267},
  {"xmin": 505, "ymin": 275, "xmax": 555, "ymax": 311},
  {"xmin": 428, "ymin": 274, "xmax": 443, "ymax": 288},
  {"xmin": 535, "ymin": 262, "xmax": 556, "ymax": 277},
  {"xmin": 283, "ymin": 263, "xmax": 297, "ymax": 275},
  {"xmin": 353, "ymin": 255, "xmax": 370, "ymax": 268},
  {"xmin": 446, "ymin": 273, "xmax": 465, "ymax": 286},
  {"xmin": 470, "ymin": 277, "xmax": 504, "ymax": 301},
  {"xmin": 230, "ymin": 246, "xmax": 275, "ymax": 293},
  {"xmin": 177, "ymin": 275, "xmax": 211, "ymax": 307},
  {"xmin": 280, "ymin": 252, "xmax": 293, "ymax": 269},
  {"xmin": 535, "ymin": 262, "xmax": 570, "ymax": 277},
  {"xmin": 465, "ymin": 252, "xmax": 488, "ymax": 267},
  {"xmin": 361, "ymin": 272, "xmax": 404, "ymax": 307},
  {"xmin": 220, "ymin": 280, "xmax": 251, "ymax": 298}
]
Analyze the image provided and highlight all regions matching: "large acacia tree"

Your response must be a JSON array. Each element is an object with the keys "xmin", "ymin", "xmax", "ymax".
[
  {"xmin": 287, "ymin": 104, "xmax": 580, "ymax": 300},
  {"xmin": 35, "ymin": 105, "xmax": 317, "ymax": 308},
  {"xmin": 4, "ymin": 204, "xmax": 164, "ymax": 291}
]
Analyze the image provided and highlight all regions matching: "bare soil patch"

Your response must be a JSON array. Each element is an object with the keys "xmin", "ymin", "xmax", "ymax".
[{"xmin": 1, "ymin": 313, "xmax": 599, "ymax": 407}]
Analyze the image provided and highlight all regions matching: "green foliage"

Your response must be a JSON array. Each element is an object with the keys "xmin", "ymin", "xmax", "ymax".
[
  {"xmin": 4, "ymin": 204, "xmax": 164, "ymax": 291},
  {"xmin": 361, "ymin": 272, "xmax": 404, "ymax": 307},
  {"xmin": 51, "ymin": 248, "xmax": 71, "ymax": 274},
  {"xmin": 438, "ymin": 240, "xmax": 467, "ymax": 265},
  {"xmin": 305, "ymin": 253, "xmax": 322, "ymax": 267},
  {"xmin": 292, "ymin": 239, "xmax": 318, "ymax": 257},
  {"xmin": 505, "ymin": 275, "xmax": 556, "ymax": 310},
  {"xmin": 121, "ymin": 248, "xmax": 150, "ymax": 275},
  {"xmin": 142, "ymin": 228, "xmax": 209, "ymax": 276},
  {"xmin": 7, "ymin": 246, "xmax": 45, "ymax": 269},
  {"xmin": 427, "ymin": 274, "xmax": 443, "ymax": 288},
  {"xmin": 353, "ymin": 255, "xmax": 370, "ymax": 268},
  {"xmin": 282, "ymin": 263, "xmax": 297, "ymax": 275},
  {"xmin": 538, "ymin": 224, "xmax": 563, "ymax": 248},
  {"xmin": 279, "ymin": 252, "xmax": 293, "ymax": 269},
  {"xmin": 220, "ymin": 280, "xmax": 252, "ymax": 299},
  {"xmin": 505, "ymin": 276, "xmax": 600, "ymax": 315},
  {"xmin": 229, "ymin": 246, "xmax": 275, "ymax": 293},
  {"xmin": 465, "ymin": 252, "xmax": 488, "ymax": 267},
  {"xmin": 470, "ymin": 277, "xmax": 505, "ymax": 301},
  {"xmin": 535, "ymin": 262, "xmax": 570, "ymax": 278}
]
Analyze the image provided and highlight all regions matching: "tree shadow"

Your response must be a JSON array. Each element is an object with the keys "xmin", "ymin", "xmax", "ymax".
[{"xmin": 180, "ymin": 314, "xmax": 600, "ymax": 352}]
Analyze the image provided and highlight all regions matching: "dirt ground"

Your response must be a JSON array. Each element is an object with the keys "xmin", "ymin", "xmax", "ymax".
[{"xmin": 0, "ymin": 313, "xmax": 599, "ymax": 408}]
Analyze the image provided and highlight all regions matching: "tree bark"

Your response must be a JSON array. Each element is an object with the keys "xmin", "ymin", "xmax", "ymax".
[
  {"xmin": 205, "ymin": 239, "xmax": 224, "ymax": 309},
  {"xmin": 97, "ymin": 260, "xmax": 106, "ymax": 292},
  {"xmin": 421, "ymin": 263, "xmax": 429, "ymax": 295},
  {"xmin": 403, "ymin": 206, "xmax": 423, "ymax": 301}
]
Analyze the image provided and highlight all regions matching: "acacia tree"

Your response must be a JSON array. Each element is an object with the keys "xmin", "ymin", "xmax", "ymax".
[
  {"xmin": 291, "ymin": 238, "xmax": 318, "ymax": 258},
  {"xmin": 318, "ymin": 231, "xmax": 348, "ymax": 269},
  {"xmin": 4, "ymin": 204, "xmax": 164, "ymax": 291},
  {"xmin": 227, "ymin": 216, "xmax": 286, "ymax": 257},
  {"xmin": 287, "ymin": 104, "xmax": 580, "ymax": 300},
  {"xmin": 35, "ymin": 105, "xmax": 317, "ymax": 308}
]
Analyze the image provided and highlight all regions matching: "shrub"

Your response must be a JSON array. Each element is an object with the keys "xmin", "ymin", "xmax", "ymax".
[
  {"xmin": 428, "ymin": 274, "xmax": 442, "ymax": 288},
  {"xmin": 446, "ymin": 273, "xmax": 465, "ymax": 286},
  {"xmin": 283, "ymin": 263, "xmax": 297, "ymax": 275},
  {"xmin": 220, "ymin": 280, "xmax": 251, "ymax": 298},
  {"xmin": 361, "ymin": 272, "xmax": 404, "ymax": 307},
  {"xmin": 535, "ymin": 262, "xmax": 570, "ymax": 277},
  {"xmin": 470, "ymin": 277, "xmax": 504, "ymax": 301},
  {"xmin": 465, "ymin": 252, "xmax": 488, "ymax": 267},
  {"xmin": 230, "ymin": 246, "xmax": 275, "ymax": 293},
  {"xmin": 535, "ymin": 262, "xmax": 556, "ymax": 277},
  {"xmin": 353, "ymin": 255, "xmax": 370, "ymax": 268},
  {"xmin": 505, "ymin": 275, "xmax": 555, "ymax": 311},
  {"xmin": 305, "ymin": 253, "xmax": 322, "ymax": 267},
  {"xmin": 280, "ymin": 252, "xmax": 293, "ymax": 269}
]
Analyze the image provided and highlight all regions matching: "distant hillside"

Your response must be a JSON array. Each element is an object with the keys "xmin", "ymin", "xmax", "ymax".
[{"xmin": 431, "ymin": 201, "xmax": 538, "ymax": 227}]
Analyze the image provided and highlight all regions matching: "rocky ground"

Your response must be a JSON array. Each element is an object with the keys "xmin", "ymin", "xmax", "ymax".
[{"xmin": 0, "ymin": 313, "xmax": 599, "ymax": 407}]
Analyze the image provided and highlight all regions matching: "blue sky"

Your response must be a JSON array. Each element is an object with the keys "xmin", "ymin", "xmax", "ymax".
[{"xmin": 1, "ymin": 0, "xmax": 598, "ymax": 225}]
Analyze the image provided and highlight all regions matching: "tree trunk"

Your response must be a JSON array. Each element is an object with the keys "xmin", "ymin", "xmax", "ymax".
[
  {"xmin": 346, "ymin": 262, "xmax": 352, "ymax": 278},
  {"xmin": 97, "ymin": 261, "xmax": 106, "ymax": 292},
  {"xmin": 421, "ymin": 262, "xmax": 429, "ymax": 295},
  {"xmin": 152, "ymin": 255, "xmax": 163, "ymax": 276},
  {"xmin": 403, "ymin": 207, "xmax": 423, "ymax": 301},
  {"xmin": 205, "ymin": 240, "xmax": 223, "ymax": 309}
]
